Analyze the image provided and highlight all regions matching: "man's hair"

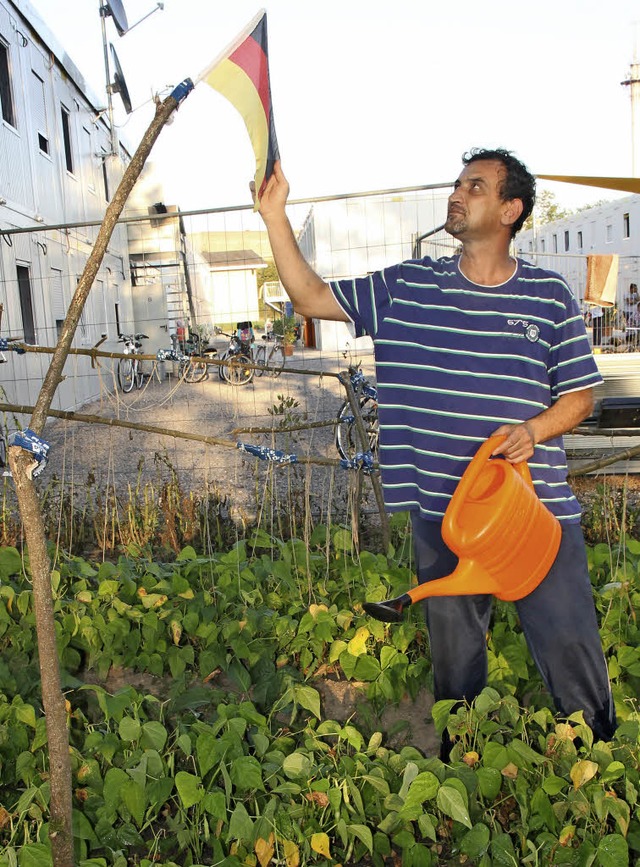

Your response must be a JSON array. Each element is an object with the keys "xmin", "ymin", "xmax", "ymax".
[{"xmin": 462, "ymin": 147, "xmax": 536, "ymax": 238}]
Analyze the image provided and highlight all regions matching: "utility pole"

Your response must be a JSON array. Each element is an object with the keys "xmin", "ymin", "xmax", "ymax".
[{"xmin": 621, "ymin": 24, "xmax": 640, "ymax": 177}]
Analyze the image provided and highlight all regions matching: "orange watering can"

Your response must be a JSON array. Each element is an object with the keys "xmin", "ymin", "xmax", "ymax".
[{"xmin": 363, "ymin": 435, "xmax": 562, "ymax": 622}]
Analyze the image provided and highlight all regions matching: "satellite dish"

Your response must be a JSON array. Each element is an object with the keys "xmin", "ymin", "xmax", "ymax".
[
  {"xmin": 110, "ymin": 44, "xmax": 132, "ymax": 114},
  {"xmin": 103, "ymin": 0, "xmax": 129, "ymax": 36}
]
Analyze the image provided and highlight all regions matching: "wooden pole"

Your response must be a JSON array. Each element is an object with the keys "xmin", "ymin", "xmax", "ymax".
[{"xmin": 7, "ymin": 83, "xmax": 192, "ymax": 867}]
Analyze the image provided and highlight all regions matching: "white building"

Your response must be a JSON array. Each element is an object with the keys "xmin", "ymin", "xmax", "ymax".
[
  {"xmin": 515, "ymin": 194, "xmax": 640, "ymax": 307},
  {"xmin": 0, "ymin": 0, "xmax": 135, "ymax": 411}
]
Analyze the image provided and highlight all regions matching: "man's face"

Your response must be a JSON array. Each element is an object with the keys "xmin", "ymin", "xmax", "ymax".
[{"xmin": 445, "ymin": 159, "xmax": 513, "ymax": 240}]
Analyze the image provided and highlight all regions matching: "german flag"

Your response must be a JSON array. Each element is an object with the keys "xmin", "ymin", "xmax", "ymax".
[{"xmin": 198, "ymin": 10, "xmax": 279, "ymax": 208}]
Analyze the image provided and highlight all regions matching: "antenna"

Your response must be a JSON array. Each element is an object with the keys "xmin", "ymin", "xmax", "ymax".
[
  {"xmin": 99, "ymin": 0, "xmax": 163, "ymax": 155},
  {"xmin": 102, "ymin": 0, "xmax": 129, "ymax": 36},
  {"xmin": 110, "ymin": 44, "xmax": 133, "ymax": 114}
]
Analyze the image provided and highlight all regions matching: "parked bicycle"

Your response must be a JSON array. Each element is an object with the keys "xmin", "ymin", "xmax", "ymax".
[
  {"xmin": 117, "ymin": 333, "xmax": 148, "ymax": 393},
  {"xmin": 253, "ymin": 331, "xmax": 286, "ymax": 378},
  {"xmin": 216, "ymin": 323, "xmax": 255, "ymax": 386},
  {"xmin": 156, "ymin": 340, "xmax": 218, "ymax": 384},
  {"xmin": 335, "ymin": 363, "xmax": 379, "ymax": 461}
]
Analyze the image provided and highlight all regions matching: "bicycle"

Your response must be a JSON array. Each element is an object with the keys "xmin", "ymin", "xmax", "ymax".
[
  {"xmin": 335, "ymin": 364, "xmax": 379, "ymax": 461},
  {"xmin": 215, "ymin": 325, "xmax": 255, "ymax": 386},
  {"xmin": 117, "ymin": 333, "xmax": 148, "ymax": 393},
  {"xmin": 180, "ymin": 331, "xmax": 218, "ymax": 383},
  {"xmin": 156, "ymin": 342, "xmax": 218, "ymax": 384},
  {"xmin": 253, "ymin": 332, "xmax": 285, "ymax": 378}
]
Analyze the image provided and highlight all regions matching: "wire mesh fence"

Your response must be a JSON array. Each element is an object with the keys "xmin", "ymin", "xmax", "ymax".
[{"xmin": 1, "ymin": 182, "xmax": 640, "ymax": 556}]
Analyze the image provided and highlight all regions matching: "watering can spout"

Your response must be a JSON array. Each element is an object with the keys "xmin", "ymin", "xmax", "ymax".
[{"xmin": 361, "ymin": 435, "xmax": 562, "ymax": 623}]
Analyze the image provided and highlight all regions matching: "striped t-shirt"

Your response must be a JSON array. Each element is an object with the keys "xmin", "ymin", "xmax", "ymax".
[{"xmin": 329, "ymin": 255, "xmax": 602, "ymax": 523}]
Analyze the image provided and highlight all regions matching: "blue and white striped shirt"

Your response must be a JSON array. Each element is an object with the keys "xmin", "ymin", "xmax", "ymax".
[{"xmin": 330, "ymin": 255, "xmax": 602, "ymax": 523}]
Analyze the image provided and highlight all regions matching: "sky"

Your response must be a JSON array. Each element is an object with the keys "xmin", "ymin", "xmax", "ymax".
[{"xmin": 24, "ymin": 0, "xmax": 640, "ymax": 213}]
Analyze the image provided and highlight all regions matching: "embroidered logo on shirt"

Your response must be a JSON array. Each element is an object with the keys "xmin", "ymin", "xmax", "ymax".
[{"xmin": 506, "ymin": 319, "xmax": 540, "ymax": 343}]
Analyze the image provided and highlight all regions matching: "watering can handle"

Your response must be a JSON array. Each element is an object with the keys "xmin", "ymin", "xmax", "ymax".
[{"xmin": 449, "ymin": 434, "xmax": 533, "ymax": 510}]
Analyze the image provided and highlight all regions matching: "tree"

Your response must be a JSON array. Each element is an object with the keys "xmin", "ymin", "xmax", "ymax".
[{"xmin": 524, "ymin": 190, "xmax": 572, "ymax": 230}]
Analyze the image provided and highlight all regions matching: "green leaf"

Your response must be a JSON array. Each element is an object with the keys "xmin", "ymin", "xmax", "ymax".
[
  {"xmin": 118, "ymin": 717, "xmax": 141, "ymax": 743},
  {"xmin": 542, "ymin": 774, "xmax": 568, "ymax": 796},
  {"xmin": 431, "ymin": 699, "xmax": 458, "ymax": 735},
  {"xmin": 140, "ymin": 721, "xmax": 167, "ymax": 752},
  {"xmin": 175, "ymin": 771, "xmax": 204, "ymax": 809},
  {"xmin": 294, "ymin": 685, "xmax": 321, "ymax": 719},
  {"xmin": 332, "ymin": 528, "xmax": 352, "ymax": 551},
  {"xmin": 436, "ymin": 784, "xmax": 472, "ymax": 829},
  {"xmin": 103, "ymin": 768, "xmax": 129, "ymax": 811},
  {"xmin": 202, "ymin": 790, "xmax": 227, "ymax": 820},
  {"xmin": 482, "ymin": 741, "xmax": 510, "ymax": 771},
  {"xmin": 197, "ymin": 732, "xmax": 220, "ymax": 777},
  {"xmin": 282, "ymin": 751, "xmax": 312, "ymax": 780},
  {"xmin": 596, "ymin": 834, "xmax": 629, "ymax": 867},
  {"xmin": 72, "ymin": 809, "xmax": 99, "ymax": 843},
  {"xmin": 476, "ymin": 767, "xmax": 502, "ymax": 801},
  {"xmin": 228, "ymin": 802, "xmax": 254, "ymax": 841},
  {"xmin": 14, "ymin": 843, "xmax": 52, "ymax": 867},
  {"xmin": 490, "ymin": 832, "xmax": 518, "ymax": 866},
  {"xmin": 348, "ymin": 824, "xmax": 373, "ymax": 854},
  {"xmin": 460, "ymin": 823, "xmax": 490, "ymax": 859},
  {"xmin": 354, "ymin": 654, "xmax": 382, "ymax": 681},
  {"xmin": 120, "ymin": 781, "xmax": 147, "ymax": 828},
  {"xmin": 230, "ymin": 756, "xmax": 263, "ymax": 792},
  {"xmin": 0, "ymin": 547, "xmax": 23, "ymax": 580},
  {"xmin": 399, "ymin": 771, "xmax": 440, "ymax": 819}
]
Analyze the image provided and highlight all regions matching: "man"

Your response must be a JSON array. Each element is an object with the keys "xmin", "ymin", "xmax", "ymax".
[{"xmin": 254, "ymin": 148, "xmax": 616, "ymax": 752}]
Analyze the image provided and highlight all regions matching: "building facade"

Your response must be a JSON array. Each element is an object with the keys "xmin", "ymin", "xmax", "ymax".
[{"xmin": 0, "ymin": 0, "xmax": 135, "ymax": 411}]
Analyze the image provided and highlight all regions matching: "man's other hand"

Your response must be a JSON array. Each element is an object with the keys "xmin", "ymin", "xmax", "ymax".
[{"xmin": 250, "ymin": 160, "xmax": 289, "ymax": 222}]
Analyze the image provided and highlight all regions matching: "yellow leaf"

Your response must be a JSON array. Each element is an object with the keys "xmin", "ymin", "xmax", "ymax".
[
  {"xmin": 570, "ymin": 759, "xmax": 598, "ymax": 790},
  {"xmin": 170, "ymin": 620, "xmax": 182, "ymax": 645},
  {"xmin": 347, "ymin": 626, "xmax": 370, "ymax": 656},
  {"xmin": 283, "ymin": 839, "xmax": 300, "ymax": 867},
  {"xmin": 555, "ymin": 723, "xmax": 576, "ymax": 741},
  {"xmin": 463, "ymin": 751, "xmax": 479, "ymax": 767},
  {"xmin": 255, "ymin": 834, "xmax": 275, "ymax": 867},
  {"xmin": 309, "ymin": 603, "xmax": 329, "ymax": 619},
  {"xmin": 311, "ymin": 832, "xmax": 331, "ymax": 858},
  {"xmin": 501, "ymin": 762, "xmax": 519, "ymax": 779},
  {"xmin": 559, "ymin": 825, "xmax": 575, "ymax": 846}
]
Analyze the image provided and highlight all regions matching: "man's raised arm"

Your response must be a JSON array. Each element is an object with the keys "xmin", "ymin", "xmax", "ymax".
[{"xmin": 253, "ymin": 162, "xmax": 349, "ymax": 322}]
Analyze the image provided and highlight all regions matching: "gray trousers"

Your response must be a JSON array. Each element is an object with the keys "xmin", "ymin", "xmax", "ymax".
[{"xmin": 411, "ymin": 515, "xmax": 616, "ymax": 743}]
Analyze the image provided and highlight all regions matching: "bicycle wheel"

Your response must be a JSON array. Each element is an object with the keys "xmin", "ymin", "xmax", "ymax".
[
  {"xmin": 223, "ymin": 353, "xmax": 254, "ymax": 386},
  {"xmin": 253, "ymin": 344, "xmax": 266, "ymax": 376},
  {"xmin": 134, "ymin": 358, "xmax": 144, "ymax": 389},
  {"xmin": 183, "ymin": 357, "xmax": 208, "ymax": 383},
  {"xmin": 265, "ymin": 343, "xmax": 285, "ymax": 378},
  {"xmin": 118, "ymin": 357, "xmax": 135, "ymax": 393},
  {"xmin": 218, "ymin": 350, "xmax": 229, "ymax": 381},
  {"xmin": 335, "ymin": 396, "xmax": 378, "ymax": 460}
]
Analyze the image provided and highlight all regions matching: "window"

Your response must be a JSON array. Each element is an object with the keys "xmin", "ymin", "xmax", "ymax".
[
  {"xmin": 564, "ymin": 230, "xmax": 570, "ymax": 252},
  {"xmin": 83, "ymin": 126, "xmax": 96, "ymax": 191},
  {"xmin": 577, "ymin": 230, "xmax": 583, "ymax": 249},
  {"xmin": 60, "ymin": 105, "xmax": 74, "ymax": 173},
  {"xmin": 0, "ymin": 40, "xmax": 16, "ymax": 126},
  {"xmin": 114, "ymin": 301, "xmax": 121, "ymax": 337},
  {"xmin": 624, "ymin": 213, "xmax": 630, "ymax": 239},
  {"xmin": 50, "ymin": 267, "xmax": 65, "ymax": 339},
  {"xmin": 31, "ymin": 71, "xmax": 49, "ymax": 153},
  {"xmin": 606, "ymin": 224, "xmax": 613, "ymax": 243},
  {"xmin": 552, "ymin": 234, "xmax": 558, "ymax": 253},
  {"xmin": 17, "ymin": 265, "xmax": 36, "ymax": 344}
]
